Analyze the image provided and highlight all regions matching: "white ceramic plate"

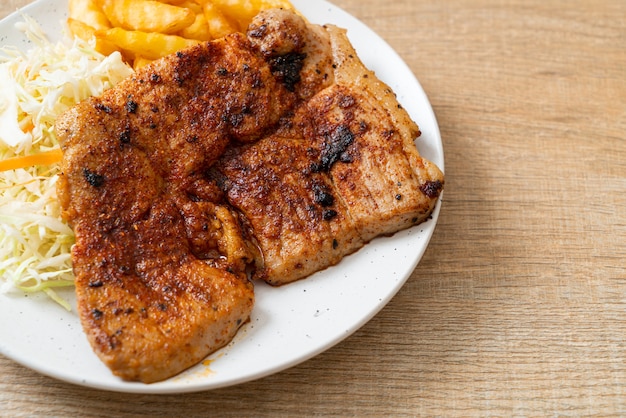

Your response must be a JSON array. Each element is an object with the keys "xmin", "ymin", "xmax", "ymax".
[{"xmin": 0, "ymin": 0, "xmax": 444, "ymax": 394}]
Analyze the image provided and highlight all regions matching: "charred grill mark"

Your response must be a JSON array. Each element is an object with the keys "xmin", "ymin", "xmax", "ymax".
[
  {"xmin": 322, "ymin": 209, "xmax": 338, "ymax": 221},
  {"xmin": 339, "ymin": 152, "xmax": 353, "ymax": 163},
  {"xmin": 312, "ymin": 125, "xmax": 355, "ymax": 173},
  {"xmin": 270, "ymin": 52, "xmax": 306, "ymax": 92},
  {"xmin": 420, "ymin": 180, "xmax": 443, "ymax": 198},
  {"xmin": 83, "ymin": 168, "xmax": 105, "ymax": 188},
  {"xmin": 312, "ymin": 183, "xmax": 334, "ymax": 207}
]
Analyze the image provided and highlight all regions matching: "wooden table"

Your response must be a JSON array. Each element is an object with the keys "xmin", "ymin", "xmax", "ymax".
[{"xmin": 2, "ymin": 0, "xmax": 625, "ymax": 415}]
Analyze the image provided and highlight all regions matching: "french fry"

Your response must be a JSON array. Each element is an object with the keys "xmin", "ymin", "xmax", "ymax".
[
  {"xmin": 68, "ymin": 0, "xmax": 110, "ymax": 30},
  {"xmin": 197, "ymin": 0, "xmax": 238, "ymax": 38},
  {"xmin": 178, "ymin": 0, "xmax": 203, "ymax": 13},
  {"xmin": 260, "ymin": 0, "xmax": 295, "ymax": 9},
  {"xmin": 210, "ymin": 0, "xmax": 294, "ymax": 31},
  {"xmin": 209, "ymin": 0, "xmax": 257, "ymax": 31},
  {"xmin": 67, "ymin": 0, "xmax": 297, "ymax": 67},
  {"xmin": 97, "ymin": 27, "xmax": 201, "ymax": 60},
  {"xmin": 178, "ymin": 12, "xmax": 213, "ymax": 41},
  {"xmin": 67, "ymin": 18, "xmax": 118, "ymax": 55},
  {"xmin": 156, "ymin": 0, "xmax": 188, "ymax": 4},
  {"xmin": 99, "ymin": 0, "xmax": 196, "ymax": 34}
]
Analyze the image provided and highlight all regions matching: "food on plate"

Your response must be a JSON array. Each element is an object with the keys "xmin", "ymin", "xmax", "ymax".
[
  {"xmin": 216, "ymin": 16, "xmax": 444, "ymax": 285},
  {"xmin": 99, "ymin": 0, "xmax": 197, "ymax": 34},
  {"xmin": 66, "ymin": 0, "xmax": 296, "ymax": 67},
  {"xmin": 55, "ymin": 23, "xmax": 282, "ymax": 383},
  {"xmin": 55, "ymin": 8, "xmax": 444, "ymax": 383},
  {"xmin": 0, "ymin": 16, "xmax": 132, "ymax": 306}
]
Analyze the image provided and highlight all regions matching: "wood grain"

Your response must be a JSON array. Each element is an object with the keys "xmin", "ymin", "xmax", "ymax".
[{"xmin": 1, "ymin": 0, "xmax": 625, "ymax": 416}]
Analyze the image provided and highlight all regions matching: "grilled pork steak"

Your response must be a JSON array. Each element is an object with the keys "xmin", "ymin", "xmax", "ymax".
[
  {"xmin": 56, "ymin": 9, "xmax": 443, "ymax": 383},
  {"xmin": 217, "ymin": 15, "xmax": 444, "ymax": 285}
]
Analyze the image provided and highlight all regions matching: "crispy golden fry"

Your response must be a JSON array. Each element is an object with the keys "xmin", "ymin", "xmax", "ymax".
[
  {"xmin": 208, "ymin": 0, "xmax": 256, "ymax": 31},
  {"xmin": 67, "ymin": 18, "xmax": 118, "ymax": 55},
  {"xmin": 178, "ymin": 0, "xmax": 203, "ymax": 12},
  {"xmin": 99, "ymin": 0, "xmax": 196, "ymax": 34},
  {"xmin": 68, "ymin": 0, "xmax": 110, "ymax": 30},
  {"xmin": 97, "ymin": 27, "xmax": 201, "ymax": 60},
  {"xmin": 178, "ymin": 12, "xmax": 213, "ymax": 41},
  {"xmin": 67, "ymin": 0, "xmax": 296, "ymax": 67},
  {"xmin": 198, "ymin": 0, "xmax": 237, "ymax": 39},
  {"xmin": 210, "ymin": 0, "xmax": 294, "ymax": 31},
  {"xmin": 176, "ymin": 1, "xmax": 212, "ymax": 41}
]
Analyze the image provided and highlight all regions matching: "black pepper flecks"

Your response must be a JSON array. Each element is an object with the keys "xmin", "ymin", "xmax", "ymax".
[
  {"xmin": 83, "ymin": 168, "xmax": 105, "ymax": 188},
  {"xmin": 248, "ymin": 24, "xmax": 267, "ymax": 38},
  {"xmin": 338, "ymin": 94, "xmax": 355, "ymax": 109},
  {"xmin": 323, "ymin": 209, "xmax": 338, "ymax": 221},
  {"xmin": 119, "ymin": 127, "xmax": 131, "ymax": 144},
  {"xmin": 229, "ymin": 113, "xmax": 244, "ymax": 128},
  {"xmin": 126, "ymin": 99, "xmax": 138, "ymax": 114},
  {"xmin": 92, "ymin": 309, "xmax": 104, "ymax": 320},
  {"xmin": 94, "ymin": 103, "xmax": 112, "ymax": 113}
]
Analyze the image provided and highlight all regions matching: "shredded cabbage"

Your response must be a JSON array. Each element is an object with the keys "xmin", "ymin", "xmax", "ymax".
[{"xmin": 0, "ymin": 15, "xmax": 133, "ymax": 309}]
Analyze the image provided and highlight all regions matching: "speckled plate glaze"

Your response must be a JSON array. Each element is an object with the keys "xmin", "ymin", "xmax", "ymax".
[{"xmin": 0, "ymin": 0, "xmax": 444, "ymax": 393}]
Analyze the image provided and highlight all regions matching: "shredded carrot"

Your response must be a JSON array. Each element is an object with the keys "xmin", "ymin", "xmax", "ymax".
[
  {"xmin": 22, "ymin": 120, "xmax": 35, "ymax": 134},
  {"xmin": 0, "ymin": 149, "xmax": 63, "ymax": 172}
]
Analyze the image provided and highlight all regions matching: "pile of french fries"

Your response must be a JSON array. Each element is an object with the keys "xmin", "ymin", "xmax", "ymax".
[{"xmin": 67, "ymin": 0, "xmax": 295, "ymax": 69}]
